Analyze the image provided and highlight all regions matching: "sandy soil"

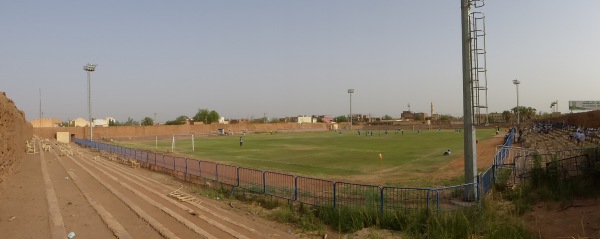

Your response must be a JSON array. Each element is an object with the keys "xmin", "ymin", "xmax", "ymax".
[
  {"xmin": 0, "ymin": 141, "xmax": 300, "ymax": 239},
  {"xmin": 525, "ymin": 197, "xmax": 600, "ymax": 238},
  {"xmin": 1, "ymin": 134, "xmax": 598, "ymax": 238}
]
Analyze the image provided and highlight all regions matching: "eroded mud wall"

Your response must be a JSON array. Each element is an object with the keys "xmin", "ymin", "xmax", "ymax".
[{"xmin": 0, "ymin": 92, "xmax": 33, "ymax": 191}]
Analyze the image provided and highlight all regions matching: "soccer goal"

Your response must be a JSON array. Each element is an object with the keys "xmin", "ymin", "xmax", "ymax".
[{"xmin": 171, "ymin": 134, "xmax": 195, "ymax": 152}]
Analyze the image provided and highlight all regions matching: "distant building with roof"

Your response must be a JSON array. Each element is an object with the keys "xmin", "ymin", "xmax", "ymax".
[{"xmin": 30, "ymin": 118, "xmax": 61, "ymax": 128}]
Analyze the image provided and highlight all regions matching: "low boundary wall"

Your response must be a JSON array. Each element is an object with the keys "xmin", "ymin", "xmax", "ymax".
[{"xmin": 34, "ymin": 122, "xmax": 329, "ymax": 140}]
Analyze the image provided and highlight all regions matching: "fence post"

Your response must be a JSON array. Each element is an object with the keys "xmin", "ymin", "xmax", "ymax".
[
  {"xmin": 436, "ymin": 190, "xmax": 440, "ymax": 211},
  {"xmin": 236, "ymin": 167, "xmax": 241, "ymax": 188},
  {"xmin": 216, "ymin": 163, "xmax": 219, "ymax": 183},
  {"xmin": 294, "ymin": 177, "xmax": 298, "ymax": 201},
  {"xmin": 476, "ymin": 174, "xmax": 481, "ymax": 203},
  {"xmin": 333, "ymin": 182, "xmax": 337, "ymax": 209},
  {"xmin": 491, "ymin": 164, "xmax": 496, "ymax": 187},
  {"xmin": 379, "ymin": 187, "xmax": 384, "ymax": 216},
  {"xmin": 185, "ymin": 158, "xmax": 188, "ymax": 181},
  {"xmin": 235, "ymin": 166, "xmax": 240, "ymax": 187},
  {"xmin": 426, "ymin": 190, "xmax": 430, "ymax": 211},
  {"xmin": 262, "ymin": 171, "xmax": 266, "ymax": 194},
  {"xmin": 198, "ymin": 161, "xmax": 202, "ymax": 178}
]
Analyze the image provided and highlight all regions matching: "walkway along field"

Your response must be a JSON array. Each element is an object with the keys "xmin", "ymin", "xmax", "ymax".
[{"xmin": 0, "ymin": 138, "xmax": 297, "ymax": 239}]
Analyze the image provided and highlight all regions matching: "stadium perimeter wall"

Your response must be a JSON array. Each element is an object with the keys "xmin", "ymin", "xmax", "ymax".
[
  {"xmin": 0, "ymin": 92, "xmax": 33, "ymax": 192},
  {"xmin": 541, "ymin": 110, "xmax": 600, "ymax": 128},
  {"xmin": 33, "ymin": 122, "xmax": 329, "ymax": 140}
]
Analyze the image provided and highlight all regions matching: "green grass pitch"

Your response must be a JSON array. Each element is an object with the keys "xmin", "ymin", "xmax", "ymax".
[{"xmin": 117, "ymin": 128, "xmax": 497, "ymax": 186}]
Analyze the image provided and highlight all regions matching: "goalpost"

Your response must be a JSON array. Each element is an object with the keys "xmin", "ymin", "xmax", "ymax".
[{"xmin": 171, "ymin": 134, "xmax": 195, "ymax": 152}]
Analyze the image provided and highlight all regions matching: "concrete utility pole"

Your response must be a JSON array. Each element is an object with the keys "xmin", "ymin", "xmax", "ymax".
[{"xmin": 461, "ymin": 0, "xmax": 477, "ymax": 200}]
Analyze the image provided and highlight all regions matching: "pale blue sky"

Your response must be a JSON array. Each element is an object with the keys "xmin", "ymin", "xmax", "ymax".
[{"xmin": 2, "ymin": 1, "xmax": 599, "ymax": 122}]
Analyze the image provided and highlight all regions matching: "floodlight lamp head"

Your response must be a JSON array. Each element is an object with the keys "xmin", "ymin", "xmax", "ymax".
[
  {"xmin": 83, "ymin": 63, "xmax": 97, "ymax": 72},
  {"xmin": 348, "ymin": 89, "xmax": 354, "ymax": 93},
  {"xmin": 512, "ymin": 79, "xmax": 520, "ymax": 85}
]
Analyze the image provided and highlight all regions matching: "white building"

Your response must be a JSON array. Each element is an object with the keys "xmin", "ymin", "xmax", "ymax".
[
  {"xmin": 218, "ymin": 117, "xmax": 229, "ymax": 124},
  {"xmin": 73, "ymin": 118, "xmax": 89, "ymax": 127},
  {"xmin": 93, "ymin": 117, "xmax": 115, "ymax": 127},
  {"xmin": 296, "ymin": 116, "xmax": 315, "ymax": 123}
]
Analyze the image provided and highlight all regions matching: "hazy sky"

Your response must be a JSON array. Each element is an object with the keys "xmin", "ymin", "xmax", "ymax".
[{"xmin": 2, "ymin": 1, "xmax": 599, "ymax": 123}]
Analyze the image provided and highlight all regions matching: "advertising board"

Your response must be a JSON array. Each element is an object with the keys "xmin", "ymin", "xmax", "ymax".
[{"xmin": 569, "ymin": 101, "xmax": 600, "ymax": 111}]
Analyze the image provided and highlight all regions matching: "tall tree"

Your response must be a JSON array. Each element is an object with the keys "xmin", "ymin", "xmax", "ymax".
[
  {"xmin": 122, "ymin": 117, "xmax": 139, "ymax": 126},
  {"xmin": 502, "ymin": 110, "xmax": 512, "ymax": 123},
  {"xmin": 193, "ymin": 109, "xmax": 210, "ymax": 123},
  {"xmin": 439, "ymin": 114, "xmax": 454, "ymax": 121},
  {"xmin": 512, "ymin": 106, "xmax": 537, "ymax": 121},
  {"xmin": 193, "ymin": 108, "xmax": 220, "ymax": 124},
  {"xmin": 208, "ymin": 110, "xmax": 220, "ymax": 123},
  {"xmin": 165, "ymin": 115, "xmax": 188, "ymax": 125},
  {"xmin": 141, "ymin": 117, "xmax": 154, "ymax": 126},
  {"xmin": 334, "ymin": 115, "xmax": 348, "ymax": 122}
]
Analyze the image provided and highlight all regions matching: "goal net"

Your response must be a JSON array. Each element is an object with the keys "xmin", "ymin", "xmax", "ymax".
[{"xmin": 171, "ymin": 134, "xmax": 195, "ymax": 153}]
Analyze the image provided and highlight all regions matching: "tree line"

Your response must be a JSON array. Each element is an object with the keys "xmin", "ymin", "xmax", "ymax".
[
  {"xmin": 100, "ymin": 108, "xmax": 221, "ymax": 126},
  {"xmin": 164, "ymin": 108, "xmax": 220, "ymax": 125},
  {"xmin": 60, "ymin": 105, "xmax": 544, "ymax": 127}
]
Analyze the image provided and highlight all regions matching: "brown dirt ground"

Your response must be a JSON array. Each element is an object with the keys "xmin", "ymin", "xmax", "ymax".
[
  {"xmin": 0, "ymin": 143, "xmax": 304, "ymax": 239},
  {"xmin": 525, "ymin": 197, "xmax": 600, "ymax": 238},
  {"xmin": 2, "ymin": 127, "xmax": 599, "ymax": 238},
  {"xmin": 340, "ymin": 134, "xmax": 506, "ymax": 186}
]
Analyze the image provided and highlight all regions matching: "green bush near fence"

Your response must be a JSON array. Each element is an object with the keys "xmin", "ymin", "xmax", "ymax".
[
  {"xmin": 503, "ymin": 148, "xmax": 600, "ymax": 215},
  {"xmin": 266, "ymin": 197, "xmax": 532, "ymax": 239}
]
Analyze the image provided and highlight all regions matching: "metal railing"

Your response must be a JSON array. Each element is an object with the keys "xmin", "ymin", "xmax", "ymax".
[
  {"xmin": 479, "ymin": 128, "xmax": 515, "ymax": 195},
  {"xmin": 75, "ymin": 138, "xmax": 480, "ymax": 213},
  {"xmin": 482, "ymin": 127, "xmax": 599, "ymax": 193}
]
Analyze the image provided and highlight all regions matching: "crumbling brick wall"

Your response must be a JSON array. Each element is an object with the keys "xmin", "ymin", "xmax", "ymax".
[{"xmin": 0, "ymin": 92, "xmax": 33, "ymax": 191}]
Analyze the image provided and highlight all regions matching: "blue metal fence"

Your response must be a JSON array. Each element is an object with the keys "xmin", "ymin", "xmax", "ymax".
[
  {"xmin": 480, "ymin": 128, "xmax": 515, "ymax": 195},
  {"xmin": 264, "ymin": 172, "xmax": 295, "ymax": 200},
  {"xmin": 296, "ymin": 177, "xmax": 334, "ymax": 207},
  {"xmin": 381, "ymin": 186, "xmax": 432, "ymax": 213},
  {"xmin": 237, "ymin": 167, "xmax": 265, "ymax": 194},
  {"xmin": 75, "ymin": 138, "xmax": 488, "ymax": 212}
]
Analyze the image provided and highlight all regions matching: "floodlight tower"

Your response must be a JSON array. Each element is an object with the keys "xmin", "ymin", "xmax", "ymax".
[
  {"xmin": 461, "ymin": 0, "xmax": 479, "ymax": 201},
  {"xmin": 39, "ymin": 88, "xmax": 42, "ymax": 128},
  {"xmin": 512, "ymin": 79, "xmax": 520, "ymax": 124},
  {"xmin": 84, "ymin": 63, "xmax": 97, "ymax": 141},
  {"xmin": 348, "ymin": 89, "xmax": 354, "ymax": 130}
]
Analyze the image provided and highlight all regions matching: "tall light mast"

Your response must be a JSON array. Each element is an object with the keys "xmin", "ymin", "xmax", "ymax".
[{"xmin": 84, "ymin": 63, "xmax": 97, "ymax": 141}]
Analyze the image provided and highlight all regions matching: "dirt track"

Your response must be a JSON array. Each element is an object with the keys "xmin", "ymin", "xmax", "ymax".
[{"xmin": 0, "ymin": 140, "xmax": 297, "ymax": 239}]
